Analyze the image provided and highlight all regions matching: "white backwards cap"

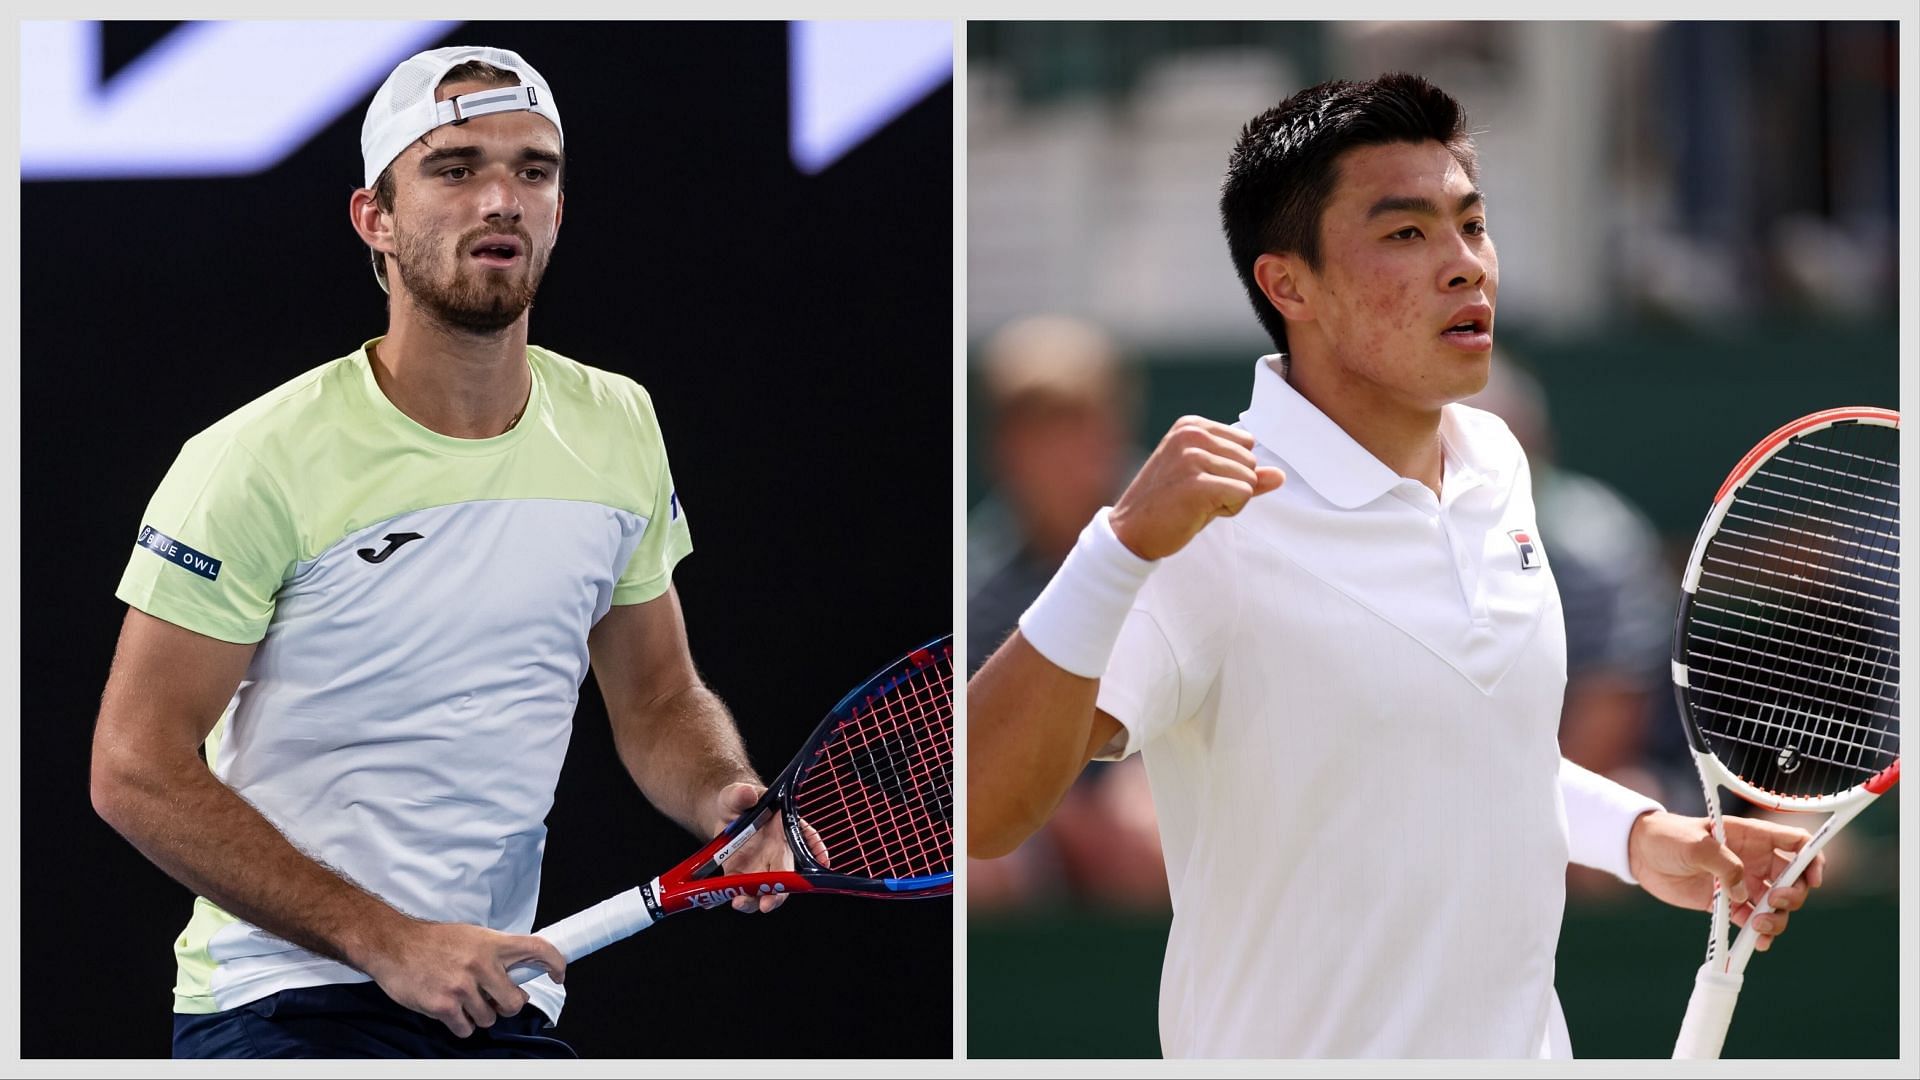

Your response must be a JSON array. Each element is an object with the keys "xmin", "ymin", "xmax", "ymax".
[{"xmin": 360, "ymin": 45, "xmax": 562, "ymax": 190}]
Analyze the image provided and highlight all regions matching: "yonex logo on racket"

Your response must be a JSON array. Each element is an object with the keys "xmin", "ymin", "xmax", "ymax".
[
  {"xmin": 1507, "ymin": 529, "xmax": 1543, "ymax": 571},
  {"xmin": 683, "ymin": 887, "xmax": 756, "ymax": 903}
]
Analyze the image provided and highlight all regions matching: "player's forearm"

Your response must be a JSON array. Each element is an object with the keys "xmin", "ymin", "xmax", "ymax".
[
  {"xmin": 967, "ymin": 631, "xmax": 1104, "ymax": 859},
  {"xmin": 90, "ymin": 743, "xmax": 414, "ymax": 971},
  {"xmin": 1559, "ymin": 757, "xmax": 1664, "ymax": 883},
  {"xmin": 611, "ymin": 682, "xmax": 759, "ymax": 838}
]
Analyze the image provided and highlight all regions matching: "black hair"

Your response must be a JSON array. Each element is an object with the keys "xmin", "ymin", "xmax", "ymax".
[{"xmin": 1220, "ymin": 73, "xmax": 1476, "ymax": 352}]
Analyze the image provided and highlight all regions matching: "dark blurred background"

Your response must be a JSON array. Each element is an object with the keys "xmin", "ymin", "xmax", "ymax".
[
  {"xmin": 965, "ymin": 20, "xmax": 1900, "ymax": 1059},
  {"xmin": 21, "ymin": 19, "xmax": 952, "ymax": 1058}
]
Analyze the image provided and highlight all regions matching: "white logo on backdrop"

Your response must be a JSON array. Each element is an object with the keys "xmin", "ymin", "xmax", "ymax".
[
  {"xmin": 23, "ymin": 20, "xmax": 954, "ymax": 181},
  {"xmin": 20, "ymin": 21, "xmax": 457, "ymax": 180},
  {"xmin": 788, "ymin": 21, "xmax": 953, "ymax": 175}
]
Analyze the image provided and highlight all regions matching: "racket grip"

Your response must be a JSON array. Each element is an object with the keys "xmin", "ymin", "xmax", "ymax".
[
  {"xmin": 509, "ymin": 881, "xmax": 659, "ymax": 985},
  {"xmin": 1672, "ymin": 962, "xmax": 1743, "ymax": 1059}
]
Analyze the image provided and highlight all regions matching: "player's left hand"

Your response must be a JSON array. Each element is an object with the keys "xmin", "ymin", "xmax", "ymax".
[
  {"xmin": 1628, "ymin": 810, "xmax": 1826, "ymax": 952},
  {"xmin": 708, "ymin": 781, "xmax": 830, "ymax": 914}
]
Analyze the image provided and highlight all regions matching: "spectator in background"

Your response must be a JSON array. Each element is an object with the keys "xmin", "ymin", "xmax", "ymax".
[
  {"xmin": 968, "ymin": 316, "xmax": 1166, "ymax": 909},
  {"xmin": 1468, "ymin": 355, "xmax": 1678, "ymax": 894},
  {"xmin": 969, "ymin": 316, "xmax": 1137, "ymax": 670}
]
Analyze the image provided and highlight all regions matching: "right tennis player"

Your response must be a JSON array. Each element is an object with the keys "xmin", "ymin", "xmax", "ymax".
[{"xmin": 968, "ymin": 73, "xmax": 1827, "ymax": 1058}]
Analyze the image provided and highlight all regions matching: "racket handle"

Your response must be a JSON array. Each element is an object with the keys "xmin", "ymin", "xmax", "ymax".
[
  {"xmin": 1672, "ymin": 962, "xmax": 1743, "ymax": 1059},
  {"xmin": 509, "ymin": 881, "xmax": 659, "ymax": 985}
]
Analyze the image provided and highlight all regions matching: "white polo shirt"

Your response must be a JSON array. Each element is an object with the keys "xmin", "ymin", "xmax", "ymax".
[{"xmin": 1095, "ymin": 357, "xmax": 1656, "ymax": 1059}]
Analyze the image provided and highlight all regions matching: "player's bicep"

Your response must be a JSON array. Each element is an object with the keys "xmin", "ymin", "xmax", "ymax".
[
  {"xmin": 93, "ymin": 607, "xmax": 257, "ymax": 783},
  {"xmin": 588, "ymin": 585, "xmax": 700, "ymax": 719}
]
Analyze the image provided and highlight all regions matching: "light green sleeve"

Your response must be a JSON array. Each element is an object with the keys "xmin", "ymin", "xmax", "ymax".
[
  {"xmin": 612, "ymin": 388, "xmax": 694, "ymax": 605},
  {"xmin": 115, "ymin": 431, "xmax": 300, "ymax": 644}
]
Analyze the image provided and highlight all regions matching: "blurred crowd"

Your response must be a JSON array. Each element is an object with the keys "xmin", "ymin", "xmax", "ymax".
[
  {"xmin": 969, "ymin": 22, "xmax": 1898, "ymax": 348},
  {"xmin": 966, "ymin": 316, "xmax": 1167, "ymax": 909}
]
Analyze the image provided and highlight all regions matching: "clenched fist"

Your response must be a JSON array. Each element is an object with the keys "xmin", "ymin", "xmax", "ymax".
[{"xmin": 1109, "ymin": 416, "xmax": 1285, "ymax": 561}]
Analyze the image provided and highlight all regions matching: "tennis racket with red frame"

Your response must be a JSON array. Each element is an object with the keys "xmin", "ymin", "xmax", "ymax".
[
  {"xmin": 1668, "ymin": 408, "xmax": 1900, "ymax": 1059},
  {"xmin": 509, "ymin": 635, "xmax": 953, "ymax": 983}
]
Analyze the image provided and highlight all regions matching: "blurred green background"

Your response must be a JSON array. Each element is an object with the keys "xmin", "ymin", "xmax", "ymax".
[{"xmin": 970, "ymin": 886, "xmax": 1900, "ymax": 1058}]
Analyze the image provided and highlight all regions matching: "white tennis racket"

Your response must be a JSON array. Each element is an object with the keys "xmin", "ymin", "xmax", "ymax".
[{"xmin": 1669, "ymin": 406, "xmax": 1900, "ymax": 1059}]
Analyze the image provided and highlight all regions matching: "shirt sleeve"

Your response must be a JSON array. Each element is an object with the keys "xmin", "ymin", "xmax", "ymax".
[
  {"xmin": 1094, "ymin": 521, "xmax": 1238, "ymax": 760},
  {"xmin": 114, "ymin": 430, "xmax": 301, "ymax": 644},
  {"xmin": 1560, "ymin": 757, "xmax": 1664, "ymax": 883},
  {"xmin": 612, "ymin": 386, "xmax": 694, "ymax": 605}
]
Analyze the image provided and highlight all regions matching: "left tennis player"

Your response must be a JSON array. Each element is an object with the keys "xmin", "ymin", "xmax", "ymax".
[
  {"xmin": 90, "ymin": 45, "xmax": 795, "ymax": 1059},
  {"xmin": 967, "ymin": 71, "xmax": 1826, "ymax": 1058}
]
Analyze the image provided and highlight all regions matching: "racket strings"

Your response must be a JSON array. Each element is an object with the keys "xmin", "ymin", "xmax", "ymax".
[
  {"xmin": 1779, "ymin": 439, "xmax": 1903, "ymax": 495},
  {"xmin": 1723, "ymin": 499, "xmax": 1899, "ymax": 546},
  {"xmin": 818, "ymin": 691, "xmax": 949, "ymax": 874},
  {"xmin": 1696, "ymin": 566, "xmax": 1899, "ymax": 637},
  {"xmin": 1742, "ymin": 477, "xmax": 1900, "ymax": 529},
  {"xmin": 790, "ymin": 651, "xmax": 953, "ymax": 881},
  {"xmin": 1689, "ymin": 599, "xmax": 1900, "ymax": 672},
  {"xmin": 1684, "ymin": 421, "xmax": 1900, "ymax": 799},
  {"xmin": 1690, "ymin": 702, "xmax": 1890, "ymax": 761},
  {"xmin": 1684, "ymin": 645, "xmax": 1899, "ymax": 700},
  {"xmin": 1702, "ymin": 542, "xmax": 1900, "ymax": 611},
  {"xmin": 1793, "ymin": 436, "xmax": 1904, "ymax": 478},
  {"xmin": 1718, "ymin": 511, "xmax": 1898, "ymax": 571},
  {"xmin": 808, "ymin": 665, "xmax": 952, "ymax": 877}
]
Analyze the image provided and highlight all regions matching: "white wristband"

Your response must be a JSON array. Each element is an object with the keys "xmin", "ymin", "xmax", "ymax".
[
  {"xmin": 1560, "ymin": 758, "xmax": 1664, "ymax": 884},
  {"xmin": 1017, "ymin": 507, "xmax": 1158, "ymax": 679}
]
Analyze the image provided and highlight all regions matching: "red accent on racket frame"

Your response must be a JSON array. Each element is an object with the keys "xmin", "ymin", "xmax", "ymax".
[
  {"xmin": 1864, "ymin": 758, "xmax": 1901, "ymax": 796},
  {"xmin": 1712, "ymin": 406, "xmax": 1900, "ymax": 504}
]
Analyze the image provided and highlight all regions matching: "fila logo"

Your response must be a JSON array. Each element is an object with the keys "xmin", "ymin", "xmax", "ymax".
[
  {"xmin": 358, "ymin": 532, "xmax": 425, "ymax": 564},
  {"xmin": 1508, "ymin": 529, "xmax": 1544, "ymax": 571}
]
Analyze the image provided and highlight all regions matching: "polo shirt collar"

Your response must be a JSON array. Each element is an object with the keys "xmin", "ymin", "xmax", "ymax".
[{"xmin": 1237, "ymin": 355, "xmax": 1509, "ymax": 510}]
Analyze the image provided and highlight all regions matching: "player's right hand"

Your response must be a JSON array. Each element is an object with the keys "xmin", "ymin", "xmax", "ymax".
[
  {"xmin": 362, "ymin": 920, "xmax": 567, "ymax": 1038},
  {"xmin": 1108, "ymin": 416, "xmax": 1284, "ymax": 561},
  {"xmin": 707, "ymin": 781, "xmax": 831, "ymax": 915}
]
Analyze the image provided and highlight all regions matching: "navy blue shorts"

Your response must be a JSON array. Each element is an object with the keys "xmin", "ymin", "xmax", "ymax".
[{"xmin": 171, "ymin": 981, "xmax": 577, "ymax": 1059}]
